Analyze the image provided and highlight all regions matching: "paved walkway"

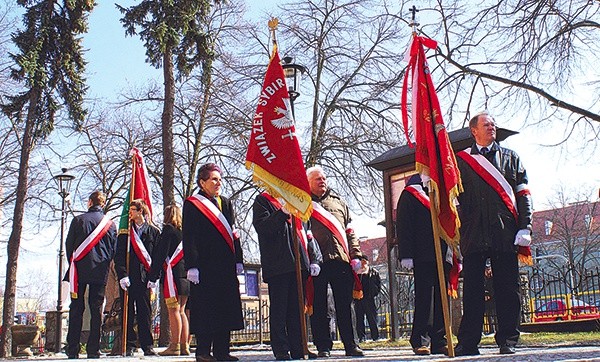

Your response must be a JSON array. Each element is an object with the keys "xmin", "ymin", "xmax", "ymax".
[{"xmin": 13, "ymin": 344, "xmax": 600, "ymax": 361}]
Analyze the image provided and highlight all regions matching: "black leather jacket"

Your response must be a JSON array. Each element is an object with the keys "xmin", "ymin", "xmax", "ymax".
[{"xmin": 457, "ymin": 142, "xmax": 533, "ymax": 256}]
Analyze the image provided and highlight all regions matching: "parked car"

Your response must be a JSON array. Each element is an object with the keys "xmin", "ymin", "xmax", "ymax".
[{"xmin": 533, "ymin": 298, "xmax": 600, "ymax": 323}]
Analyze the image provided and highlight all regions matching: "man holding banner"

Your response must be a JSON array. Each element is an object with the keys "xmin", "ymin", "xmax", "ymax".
[
  {"xmin": 65, "ymin": 191, "xmax": 117, "ymax": 359},
  {"xmin": 252, "ymin": 192, "xmax": 322, "ymax": 360},
  {"xmin": 454, "ymin": 112, "xmax": 533, "ymax": 356},
  {"xmin": 307, "ymin": 166, "xmax": 366, "ymax": 358},
  {"xmin": 115, "ymin": 199, "xmax": 160, "ymax": 356}
]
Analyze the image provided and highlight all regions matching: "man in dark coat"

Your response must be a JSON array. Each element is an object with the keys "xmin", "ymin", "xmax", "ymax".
[
  {"xmin": 354, "ymin": 266, "xmax": 381, "ymax": 342},
  {"xmin": 253, "ymin": 192, "xmax": 322, "ymax": 360},
  {"xmin": 183, "ymin": 163, "xmax": 244, "ymax": 362},
  {"xmin": 396, "ymin": 174, "xmax": 450, "ymax": 356},
  {"xmin": 115, "ymin": 199, "xmax": 160, "ymax": 356},
  {"xmin": 454, "ymin": 111, "xmax": 533, "ymax": 356},
  {"xmin": 65, "ymin": 191, "xmax": 117, "ymax": 359}
]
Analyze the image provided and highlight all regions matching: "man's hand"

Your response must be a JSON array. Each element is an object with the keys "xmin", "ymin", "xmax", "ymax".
[
  {"xmin": 401, "ymin": 258, "xmax": 414, "ymax": 270},
  {"xmin": 514, "ymin": 229, "xmax": 532, "ymax": 246},
  {"xmin": 310, "ymin": 263, "xmax": 321, "ymax": 277},
  {"xmin": 146, "ymin": 280, "xmax": 157, "ymax": 289},
  {"xmin": 187, "ymin": 268, "xmax": 200, "ymax": 284},
  {"xmin": 236, "ymin": 263, "xmax": 244, "ymax": 275},
  {"xmin": 119, "ymin": 277, "xmax": 131, "ymax": 291}
]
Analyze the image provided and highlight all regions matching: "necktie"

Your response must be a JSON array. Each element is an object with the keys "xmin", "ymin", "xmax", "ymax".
[{"xmin": 480, "ymin": 147, "xmax": 489, "ymax": 156}]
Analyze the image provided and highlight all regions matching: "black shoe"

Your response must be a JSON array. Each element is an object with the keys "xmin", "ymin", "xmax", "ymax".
[
  {"xmin": 144, "ymin": 348, "xmax": 158, "ymax": 356},
  {"xmin": 499, "ymin": 345, "xmax": 516, "ymax": 354},
  {"xmin": 345, "ymin": 346, "xmax": 364, "ymax": 357},
  {"xmin": 87, "ymin": 353, "xmax": 101, "ymax": 359},
  {"xmin": 67, "ymin": 354, "xmax": 79, "ymax": 359},
  {"xmin": 454, "ymin": 344, "xmax": 480, "ymax": 356},
  {"xmin": 431, "ymin": 345, "xmax": 449, "ymax": 355},
  {"xmin": 290, "ymin": 351, "xmax": 318, "ymax": 360},
  {"xmin": 196, "ymin": 354, "xmax": 217, "ymax": 362},
  {"xmin": 275, "ymin": 352, "xmax": 291, "ymax": 360},
  {"xmin": 317, "ymin": 350, "xmax": 330, "ymax": 358},
  {"xmin": 125, "ymin": 348, "xmax": 135, "ymax": 357},
  {"xmin": 214, "ymin": 354, "xmax": 239, "ymax": 361}
]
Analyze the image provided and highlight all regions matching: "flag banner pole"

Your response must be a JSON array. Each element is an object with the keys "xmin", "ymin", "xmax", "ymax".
[
  {"xmin": 428, "ymin": 186, "xmax": 455, "ymax": 358},
  {"xmin": 291, "ymin": 217, "xmax": 309, "ymax": 356},
  {"xmin": 121, "ymin": 152, "xmax": 137, "ymax": 356}
]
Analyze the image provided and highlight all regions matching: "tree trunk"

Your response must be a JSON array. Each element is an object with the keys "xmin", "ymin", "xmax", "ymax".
[
  {"xmin": 0, "ymin": 89, "xmax": 39, "ymax": 357},
  {"xmin": 159, "ymin": 49, "xmax": 175, "ymax": 346}
]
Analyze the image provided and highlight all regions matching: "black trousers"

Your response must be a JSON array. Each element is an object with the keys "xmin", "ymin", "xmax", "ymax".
[
  {"xmin": 310, "ymin": 259, "xmax": 357, "ymax": 352},
  {"xmin": 66, "ymin": 283, "xmax": 106, "ymax": 356},
  {"xmin": 268, "ymin": 272, "xmax": 305, "ymax": 357},
  {"xmin": 195, "ymin": 330, "xmax": 231, "ymax": 357},
  {"xmin": 458, "ymin": 251, "xmax": 520, "ymax": 348},
  {"xmin": 410, "ymin": 261, "xmax": 446, "ymax": 349},
  {"xmin": 354, "ymin": 296, "xmax": 379, "ymax": 341},
  {"xmin": 120, "ymin": 283, "xmax": 153, "ymax": 350}
]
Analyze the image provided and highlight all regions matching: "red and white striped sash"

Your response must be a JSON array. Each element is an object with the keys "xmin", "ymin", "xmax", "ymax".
[
  {"xmin": 163, "ymin": 241, "xmax": 184, "ymax": 306},
  {"xmin": 130, "ymin": 225, "xmax": 152, "ymax": 272},
  {"xmin": 405, "ymin": 184, "xmax": 430, "ymax": 208},
  {"xmin": 69, "ymin": 215, "xmax": 113, "ymax": 298},
  {"xmin": 187, "ymin": 194, "xmax": 235, "ymax": 253},
  {"xmin": 457, "ymin": 150, "xmax": 518, "ymax": 219},
  {"xmin": 311, "ymin": 201, "xmax": 350, "ymax": 258}
]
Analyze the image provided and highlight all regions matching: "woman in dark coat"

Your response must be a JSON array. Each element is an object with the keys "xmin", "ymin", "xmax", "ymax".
[
  {"xmin": 183, "ymin": 163, "xmax": 244, "ymax": 362},
  {"xmin": 148, "ymin": 204, "xmax": 190, "ymax": 356}
]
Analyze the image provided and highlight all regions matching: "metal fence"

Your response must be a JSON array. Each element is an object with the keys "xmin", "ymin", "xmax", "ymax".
[{"xmin": 22, "ymin": 266, "xmax": 600, "ymax": 355}]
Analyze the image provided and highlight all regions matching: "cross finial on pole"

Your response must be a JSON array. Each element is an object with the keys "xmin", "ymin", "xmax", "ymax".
[{"xmin": 409, "ymin": 5, "xmax": 420, "ymax": 33}]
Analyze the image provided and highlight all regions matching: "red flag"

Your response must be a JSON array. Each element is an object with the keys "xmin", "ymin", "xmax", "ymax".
[
  {"xmin": 118, "ymin": 147, "xmax": 154, "ymax": 234},
  {"xmin": 245, "ymin": 45, "xmax": 312, "ymax": 221},
  {"xmin": 401, "ymin": 35, "xmax": 462, "ymax": 248}
]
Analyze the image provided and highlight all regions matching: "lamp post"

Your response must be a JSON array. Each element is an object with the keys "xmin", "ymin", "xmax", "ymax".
[
  {"xmin": 281, "ymin": 56, "xmax": 307, "ymax": 115},
  {"xmin": 53, "ymin": 167, "xmax": 75, "ymax": 353}
]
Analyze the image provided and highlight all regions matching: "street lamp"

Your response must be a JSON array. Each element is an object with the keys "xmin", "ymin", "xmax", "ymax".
[
  {"xmin": 53, "ymin": 167, "xmax": 75, "ymax": 353},
  {"xmin": 281, "ymin": 56, "xmax": 306, "ymax": 114}
]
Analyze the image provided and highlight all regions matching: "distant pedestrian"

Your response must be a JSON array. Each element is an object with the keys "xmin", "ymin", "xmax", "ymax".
[{"xmin": 355, "ymin": 266, "xmax": 381, "ymax": 342}]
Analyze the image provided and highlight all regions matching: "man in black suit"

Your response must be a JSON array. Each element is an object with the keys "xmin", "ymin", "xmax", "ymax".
[
  {"xmin": 65, "ymin": 191, "xmax": 117, "ymax": 359},
  {"xmin": 396, "ymin": 174, "xmax": 450, "ymax": 356}
]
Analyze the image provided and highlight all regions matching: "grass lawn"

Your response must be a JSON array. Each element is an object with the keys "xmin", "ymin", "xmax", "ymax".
[{"xmin": 350, "ymin": 331, "xmax": 600, "ymax": 349}]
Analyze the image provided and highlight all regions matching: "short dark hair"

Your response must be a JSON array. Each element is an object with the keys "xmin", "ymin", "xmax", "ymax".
[
  {"xmin": 130, "ymin": 199, "xmax": 149, "ymax": 217},
  {"xmin": 197, "ymin": 163, "xmax": 222, "ymax": 182},
  {"xmin": 469, "ymin": 111, "xmax": 493, "ymax": 129},
  {"xmin": 89, "ymin": 191, "xmax": 106, "ymax": 207}
]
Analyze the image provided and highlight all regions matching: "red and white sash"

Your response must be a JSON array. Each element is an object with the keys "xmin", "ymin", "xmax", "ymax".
[
  {"xmin": 187, "ymin": 194, "xmax": 236, "ymax": 253},
  {"xmin": 457, "ymin": 150, "xmax": 518, "ymax": 219},
  {"xmin": 69, "ymin": 215, "xmax": 113, "ymax": 298},
  {"xmin": 131, "ymin": 225, "xmax": 152, "ymax": 272},
  {"xmin": 163, "ymin": 241, "xmax": 184, "ymax": 307},
  {"xmin": 262, "ymin": 193, "xmax": 309, "ymax": 255},
  {"xmin": 405, "ymin": 184, "xmax": 430, "ymax": 208},
  {"xmin": 311, "ymin": 201, "xmax": 350, "ymax": 257}
]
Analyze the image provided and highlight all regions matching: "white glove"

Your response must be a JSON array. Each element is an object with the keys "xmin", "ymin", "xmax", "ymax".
[
  {"xmin": 236, "ymin": 263, "xmax": 244, "ymax": 275},
  {"xmin": 401, "ymin": 258, "xmax": 414, "ymax": 270},
  {"xmin": 119, "ymin": 277, "xmax": 131, "ymax": 290},
  {"xmin": 309, "ymin": 263, "xmax": 321, "ymax": 277},
  {"xmin": 146, "ymin": 280, "xmax": 157, "ymax": 289},
  {"xmin": 514, "ymin": 229, "xmax": 532, "ymax": 246},
  {"xmin": 187, "ymin": 268, "xmax": 200, "ymax": 284},
  {"xmin": 350, "ymin": 258, "xmax": 362, "ymax": 272}
]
